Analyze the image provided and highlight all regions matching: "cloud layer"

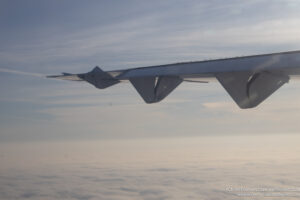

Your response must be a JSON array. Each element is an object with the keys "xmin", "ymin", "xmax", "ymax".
[{"xmin": 1, "ymin": 135, "xmax": 300, "ymax": 199}]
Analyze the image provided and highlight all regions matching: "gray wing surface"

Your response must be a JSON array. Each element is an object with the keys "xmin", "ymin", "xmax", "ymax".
[{"xmin": 47, "ymin": 50, "xmax": 300, "ymax": 109}]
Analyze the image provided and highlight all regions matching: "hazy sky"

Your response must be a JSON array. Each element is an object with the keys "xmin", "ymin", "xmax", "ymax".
[
  {"xmin": 2, "ymin": 1, "xmax": 300, "ymax": 200},
  {"xmin": 1, "ymin": 0, "xmax": 300, "ymax": 142}
]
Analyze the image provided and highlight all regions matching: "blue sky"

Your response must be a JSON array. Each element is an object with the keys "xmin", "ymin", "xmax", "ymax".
[{"xmin": 1, "ymin": 0, "xmax": 300, "ymax": 141}]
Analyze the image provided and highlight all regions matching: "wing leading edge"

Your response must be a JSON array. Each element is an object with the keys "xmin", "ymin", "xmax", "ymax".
[{"xmin": 47, "ymin": 50, "xmax": 300, "ymax": 109}]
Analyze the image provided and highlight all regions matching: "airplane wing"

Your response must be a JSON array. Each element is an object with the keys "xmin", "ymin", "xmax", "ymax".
[{"xmin": 47, "ymin": 50, "xmax": 300, "ymax": 109}]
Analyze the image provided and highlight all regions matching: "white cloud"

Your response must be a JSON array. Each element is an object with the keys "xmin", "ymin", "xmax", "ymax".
[
  {"xmin": 202, "ymin": 101, "xmax": 232, "ymax": 109},
  {"xmin": 0, "ymin": 67, "xmax": 45, "ymax": 77}
]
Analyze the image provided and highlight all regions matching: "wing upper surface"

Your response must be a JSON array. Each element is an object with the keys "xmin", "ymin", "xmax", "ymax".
[{"xmin": 47, "ymin": 50, "xmax": 300, "ymax": 108}]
